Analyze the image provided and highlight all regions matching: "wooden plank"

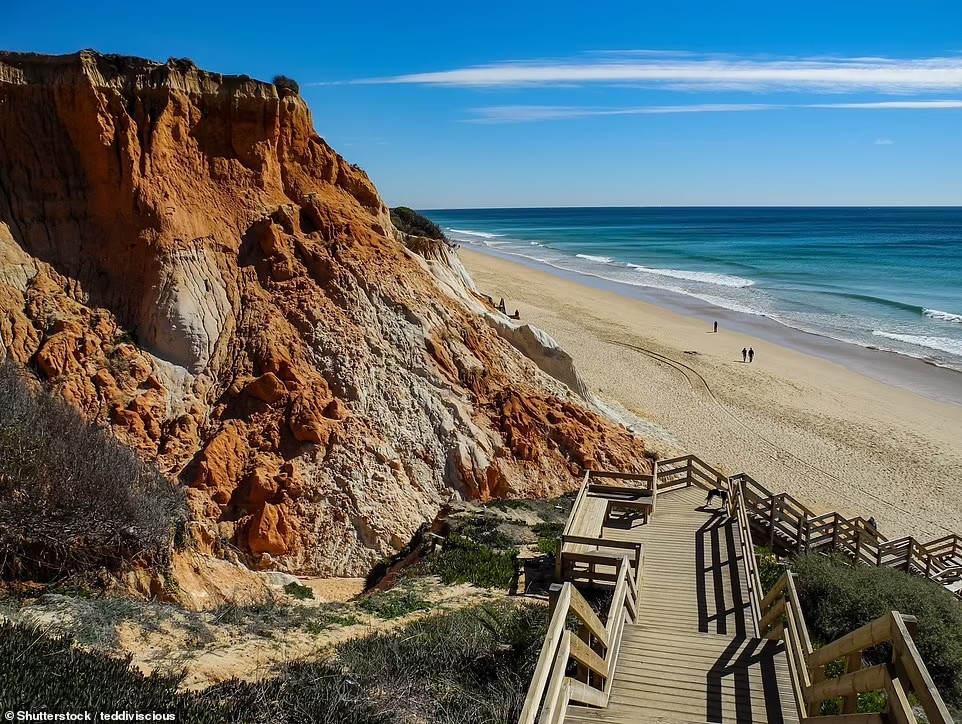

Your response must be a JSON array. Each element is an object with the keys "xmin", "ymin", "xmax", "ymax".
[
  {"xmin": 567, "ymin": 678, "xmax": 607, "ymax": 709},
  {"xmin": 520, "ymin": 585, "xmax": 572, "ymax": 724},
  {"xmin": 807, "ymin": 615, "xmax": 892, "ymax": 669},
  {"xmin": 569, "ymin": 587, "xmax": 610, "ymax": 648},
  {"xmin": 805, "ymin": 664, "xmax": 888, "ymax": 702},
  {"xmin": 884, "ymin": 670, "xmax": 914, "ymax": 724},
  {"xmin": 889, "ymin": 613, "xmax": 953, "ymax": 724},
  {"xmin": 538, "ymin": 631, "xmax": 572, "ymax": 724},
  {"xmin": 569, "ymin": 632, "xmax": 608, "ymax": 680}
]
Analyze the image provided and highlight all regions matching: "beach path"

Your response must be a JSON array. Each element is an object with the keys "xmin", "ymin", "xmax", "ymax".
[{"xmin": 564, "ymin": 486, "xmax": 798, "ymax": 724}]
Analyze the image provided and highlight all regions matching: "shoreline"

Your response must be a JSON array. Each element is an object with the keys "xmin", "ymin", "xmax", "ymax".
[
  {"xmin": 458, "ymin": 247, "xmax": 962, "ymax": 542},
  {"xmin": 463, "ymin": 244, "xmax": 962, "ymax": 408}
]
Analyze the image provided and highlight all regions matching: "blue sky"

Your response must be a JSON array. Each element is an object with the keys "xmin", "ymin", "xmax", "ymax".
[{"xmin": 4, "ymin": 0, "xmax": 962, "ymax": 208}]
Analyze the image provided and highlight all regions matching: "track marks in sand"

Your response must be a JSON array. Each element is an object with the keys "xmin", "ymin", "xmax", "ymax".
[{"xmin": 604, "ymin": 337, "xmax": 953, "ymax": 535}]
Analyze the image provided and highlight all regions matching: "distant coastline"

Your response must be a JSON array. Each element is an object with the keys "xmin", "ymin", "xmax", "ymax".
[
  {"xmin": 426, "ymin": 206, "xmax": 962, "ymax": 406},
  {"xmin": 464, "ymin": 242, "xmax": 962, "ymax": 407}
]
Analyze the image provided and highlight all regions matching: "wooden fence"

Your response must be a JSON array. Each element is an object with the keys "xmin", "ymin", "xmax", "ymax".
[
  {"xmin": 729, "ymin": 471, "xmax": 962, "ymax": 598},
  {"xmin": 555, "ymin": 469, "xmax": 652, "ymax": 588},
  {"xmin": 759, "ymin": 571, "xmax": 953, "ymax": 723},
  {"xmin": 518, "ymin": 556, "xmax": 640, "ymax": 724}
]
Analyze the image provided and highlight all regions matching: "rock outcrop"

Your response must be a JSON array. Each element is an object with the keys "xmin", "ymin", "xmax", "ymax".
[{"xmin": 0, "ymin": 50, "xmax": 649, "ymax": 580}]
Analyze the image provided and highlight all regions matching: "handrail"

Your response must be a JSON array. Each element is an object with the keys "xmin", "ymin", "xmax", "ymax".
[
  {"xmin": 519, "ymin": 556, "xmax": 640, "ymax": 724},
  {"xmin": 758, "ymin": 571, "xmax": 953, "ymax": 723},
  {"xmin": 732, "ymin": 469, "xmax": 962, "ymax": 599},
  {"xmin": 728, "ymin": 476, "xmax": 763, "ymax": 632}
]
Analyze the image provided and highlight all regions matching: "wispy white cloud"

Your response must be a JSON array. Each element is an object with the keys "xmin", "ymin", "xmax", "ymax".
[
  {"xmin": 813, "ymin": 100, "xmax": 962, "ymax": 109},
  {"xmin": 354, "ymin": 51, "xmax": 962, "ymax": 93},
  {"xmin": 468, "ymin": 103, "xmax": 780, "ymax": 123},
  {"xmin": 467, "ymin": 100, "xmax": 962, "ymax": 123},
  {"xmin": 874, "ymin": 138, "xmax": 895, "ymax": 145}
]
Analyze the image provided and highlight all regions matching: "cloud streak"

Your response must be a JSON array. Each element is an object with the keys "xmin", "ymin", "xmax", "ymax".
[
  {"xmin": 357, "ymin": 52, "xmax": 962, "ymax": 93},
  {"xmin": 467, "ymin": 100, "xmax": 962, "ymax": 123}
]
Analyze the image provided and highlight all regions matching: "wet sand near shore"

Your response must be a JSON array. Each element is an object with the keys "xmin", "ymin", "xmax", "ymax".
[{"xmin": 460, "ymin": 248, "xmax": 962, "ymax": 542}]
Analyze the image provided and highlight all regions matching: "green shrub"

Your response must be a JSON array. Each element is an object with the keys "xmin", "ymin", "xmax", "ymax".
[
  {"xmin": 272, "ymin": 74, "xmax": 300, "ymax": 95},
  {"xmin": 0, "ymin": 359, "xmax": 185, "ymax": 581},
  {"xmin": 423, "ymin": 534, "xmax": 518, "ymax": 588},
  {"xmin": 532, "ymin": 521, "xmax": 563, "ymax": 555},
  {"xmin": 284, "ymin": 581, "xmax": 315, "ymax": 600},
  {"xmin": 337, "ymin": 601, "xmax": 547, "ymax": 722},
  {"xmin": 792, "ymin": 553, "xmax": 962, "ymax": 708},
  {"xmin": 755, "ymin": 546, "xmax": 785, "ymax": 593},
  {"xmin": 451, "ymin": 515, "xmax": 516, "ymax": 549},
  {"xmin": 390, "ymin": 207, "xmax": 447, "ymax": 242},
  {"xmin": 357, "ymin": 588, "xmax": 431, "ymax": 619}
]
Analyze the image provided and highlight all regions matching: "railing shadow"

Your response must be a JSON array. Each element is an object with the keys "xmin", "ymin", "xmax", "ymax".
[
  {"xmin": 696, "ymin": 510, "xmax": 749, "ymax": 638},
  {"xmin": 706, "ymin": 637, "xmax": 787, "ymax": 724}
]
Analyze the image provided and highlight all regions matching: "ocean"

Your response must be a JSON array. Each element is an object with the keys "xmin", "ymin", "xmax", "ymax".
[{"xmin": 422, "ymin": 207, "xmax": 962, "ymax": 374}]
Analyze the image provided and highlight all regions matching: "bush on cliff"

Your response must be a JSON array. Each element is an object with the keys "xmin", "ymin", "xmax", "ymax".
[
  {"xmin": 792, "ymin": 553, "xmax": 962, "ymax": 708},
  {"xmin": 272, "ymin": 74, "xmax": 299, "ymax": 96},
  {"xmin": 0, "ymin": 359, "xmax": 185, "ymax": 582},
  {"xmin": 390, "ymin": 207, "xmax": 448, "ymax": 242}
]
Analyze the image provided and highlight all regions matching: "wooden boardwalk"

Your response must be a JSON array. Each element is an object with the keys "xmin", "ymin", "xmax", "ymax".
[{"xmin": 564, "ymin": 486, "xmax": 799, "ymax": 724}]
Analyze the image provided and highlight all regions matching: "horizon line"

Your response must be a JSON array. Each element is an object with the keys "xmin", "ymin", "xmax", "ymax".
[{"xmin": 414, "ymin": 203, "xmax": 962, "ymax": 211}]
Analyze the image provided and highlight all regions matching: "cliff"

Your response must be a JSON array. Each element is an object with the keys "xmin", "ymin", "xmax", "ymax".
[{"xmin": 0, "ymin": 50, "xmax": 649, "ymax": 579}]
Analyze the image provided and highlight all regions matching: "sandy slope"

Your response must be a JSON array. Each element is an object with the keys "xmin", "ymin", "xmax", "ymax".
[{"xmin": 461, "ymin": 249, "xmax": 962, "ymax": 541}]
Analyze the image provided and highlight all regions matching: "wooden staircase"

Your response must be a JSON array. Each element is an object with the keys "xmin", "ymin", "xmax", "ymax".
[
  {"xmin": 518, "ymin": 455, "xmax": 956, "ymax": 724},
  {"xmin": 564, "ymin": 485, "xmax": 796, "ymax": 723}
]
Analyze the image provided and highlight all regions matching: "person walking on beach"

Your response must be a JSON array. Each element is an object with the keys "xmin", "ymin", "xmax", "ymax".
[
  {"xmin": 748, "ymin": 347, "xmax": 755, "ymax": 363},
  {"xmin": 713, "ymin": 321, "xmax": 718, "ymax": 333},
  {"xmin": 741, "ymin": 347, "xmax": 747, "ymax": 363}
]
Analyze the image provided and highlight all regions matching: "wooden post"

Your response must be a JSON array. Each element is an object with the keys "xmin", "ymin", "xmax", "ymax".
[
  {"xmin": 832, "ymin": 514, "xmax": 840, "ymax": 550},
  {"xmin": 802, "ymin": 512, "xmax": 810, "ymax": 552},
  {"xmin": 905, "ymin": 538, "xmax": 914, "ymax": 573},
  {"xmin": 854, "ymin": 528, "xmax": 862, "ymax": 565},
  {"xmin": 651, "ymin": 459, "xmax": 658, "ymax": 513},
  {"xmin": 808, "ymin": 664, "xmax": 826, "ymax": 717},
  {"xmin": 769, "ymin": 495, "xmax": 779, "ymax": 548},
  {"xmin": 555, "ymin": 537, "xmax": 564, "ymax": 583},
  {"xmin": 842, "ymin": 650, "xmax": 863, "ymax": 713},
  {"xmin": 548, "ymin": 583, "xmax": 564, "ymax": 617}
]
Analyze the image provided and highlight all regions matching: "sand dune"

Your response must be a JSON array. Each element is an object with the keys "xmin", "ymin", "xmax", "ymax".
[{"xmin": 461, "ymin": 249, "xmax": 962, "ymax": 542}]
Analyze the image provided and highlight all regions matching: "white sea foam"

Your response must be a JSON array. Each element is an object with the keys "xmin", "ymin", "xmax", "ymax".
[
  {"xmin": 872, "ymin": 331, "xmax": 962, "ymax": 357},
  {"xmin": 575, "ymin": 253, "xmax": 614, "ymax": 263},
  {"xmin": 446, "ymin": 228, "xmax": 506, "ymax": 239},
  {"xmin": 627, "ymin": 264, "xmax": 754, "ymax": 288},
  {"xmin": 923, "ymin": 308, "xmax": 962, "ymax": 324}
]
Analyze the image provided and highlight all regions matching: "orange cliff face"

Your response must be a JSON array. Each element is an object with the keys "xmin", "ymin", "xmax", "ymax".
[{"xmin": 0, "ymin": 50, "xmax": 649, "ymax": 577}]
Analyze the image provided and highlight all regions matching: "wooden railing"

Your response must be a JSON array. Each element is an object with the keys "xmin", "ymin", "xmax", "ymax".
[
  {"xmin": 759, "ymin": 571, "xmax": 953, "ymax": 723},
  {"xmin": 728, "ymin": 475, "xmax": 764, "ymax": 633},
  {"xmin": 657, "ymin": 453, "xmax": 726, "ymax": 494},
  {"xmin": 519, "ymin": 556, "xmax": 640, "ymax": 724},
  {"xmin": 556, "ymin": 468, "xmax": 653, "ymax": 588},
  {"xmin": 730, "ymin": 472, "xmax": 962, "ymax": 599}
]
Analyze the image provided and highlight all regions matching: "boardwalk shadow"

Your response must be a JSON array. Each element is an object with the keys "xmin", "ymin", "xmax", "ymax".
[
  {"xmin": 706, "ymin": 637, "xmax": 787, "ymax": 724},
  {"xmin": 695, "ymin": 511, "xmax": 749, "ymax": 637}
]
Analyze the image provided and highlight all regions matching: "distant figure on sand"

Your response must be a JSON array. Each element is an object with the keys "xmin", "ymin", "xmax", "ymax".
[
  {"xmin": 748, "ymin": 347, "xmax": 755, "ymax": 363},
  {"xmin": 510, "ymin": 309, "xmax": 521, "ymax": 320},
  {"xmin": 705, "ymin": 487, "xmax": 729, "ymax": 510},
  {"xmin": 713, "ymin": 321, "xmax": 718, "ymax": 333},
  {"xmin": 867, "ymin": 516, "xmax": 879, "ymax": 533},
  {"xmin": 742, "ymin": 347, "xmax": 747, "ymax": 362},
  {"xmin": 497, "ymin": 297, "xmax": 507, "ymax": 314}
]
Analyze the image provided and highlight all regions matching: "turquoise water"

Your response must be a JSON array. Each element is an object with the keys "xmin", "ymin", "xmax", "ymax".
[{"xmin": 422, "ymin": 207, "xmax": 962, "ymax": 372}]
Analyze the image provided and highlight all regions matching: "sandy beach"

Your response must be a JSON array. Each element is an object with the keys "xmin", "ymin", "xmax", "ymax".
[{"xmin": 460, "ymin": 248, "xmax": 962, "ymax": 542}]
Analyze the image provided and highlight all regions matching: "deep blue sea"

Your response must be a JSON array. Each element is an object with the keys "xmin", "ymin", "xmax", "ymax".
[{"xmin": 422, "ymin": 207, "xmax": 962, "ymax": 372}]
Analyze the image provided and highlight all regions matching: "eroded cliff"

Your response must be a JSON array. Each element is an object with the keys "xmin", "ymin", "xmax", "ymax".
[{"xmin": 0, "ymin": 50, "xmax": 649, "ymax": 579}]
